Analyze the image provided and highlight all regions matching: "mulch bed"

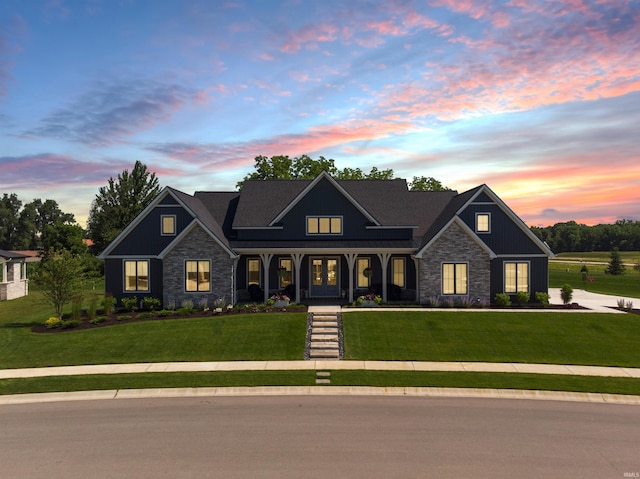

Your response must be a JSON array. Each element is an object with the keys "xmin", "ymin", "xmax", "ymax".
[{"xmin": 32, "ymin": 305, "xmax": 308, "ymax": 334}]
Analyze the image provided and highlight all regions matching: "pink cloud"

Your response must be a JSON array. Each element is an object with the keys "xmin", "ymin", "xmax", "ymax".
[{"xmin": 281, "ymin": 23, "xmax": 339, "ymax": 53}]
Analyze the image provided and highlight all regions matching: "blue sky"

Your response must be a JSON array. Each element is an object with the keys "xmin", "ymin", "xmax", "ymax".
[{"xmin": 1, "ymin": 0, "xmax": 639, "ymax": 227}]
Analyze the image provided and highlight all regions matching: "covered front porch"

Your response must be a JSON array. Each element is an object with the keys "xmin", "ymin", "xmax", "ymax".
[{"xmin": 233, "ymin": 249, "xmax": 418, "ymax": 305}]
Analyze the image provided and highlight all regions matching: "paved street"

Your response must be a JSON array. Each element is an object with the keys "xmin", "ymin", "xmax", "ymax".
[{"xmin": 1, "ymin": 396, "xmax": 639, "ymax": 478}]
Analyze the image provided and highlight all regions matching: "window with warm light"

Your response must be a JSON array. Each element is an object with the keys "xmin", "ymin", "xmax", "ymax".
[
  {"xmin": 185, "ymin": 260, "xmax": 210, "ymax": 292},
  {"xmin": 442, "ymin": 263, "xmax": 467, "ymax": 295},
  {"xmin": 476, "ymin": 213, "xmax": 490, "ymax": 233},
  {"xmin": 161, "ymin": 215, "xmax": 176, "ymax": 235},
  {"xmin": 307, "ymin": 216, "xmax": 342, "ymax": 235},
  {"xmin": 505, "ymin": 262, "xmax": 529, "ymax": 293}
]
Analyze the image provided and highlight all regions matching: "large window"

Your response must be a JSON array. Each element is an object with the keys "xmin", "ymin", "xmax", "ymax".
[
  {"xmin": 476, "ymin": 213, "xmax": 490, "ymax": 233},
  {"xmin": 247, "ymin": 259, "xmax": 260, "ymax": 286},
  {"xmin": 278, "ymin": 258, "xmax": 292, "ymax": 288},
  {"xmin": 442, "ymin": 263, "xmax": 467, "ymax": 295},
  {"xmin": 124, "ymin": 260, "xmax": 149, "ymax": 292},
  {"xmin": 185, "ymin": 260, "xmax": 210, "ymax": 292},
  {"xmin": 357, "ymin": 258, "xmax": 370, "ymax": 288},
  {"xmin": 505, "ymin": 262, "xmax": 529, "ymax": 293},
  {"xmin": 307, "ymin": 216, "xmax": 342, "ymax": 235},
  {"xmin": 392, "ymin": 258, "xmax": 405, "ymax": 288},
  {"xmin": 161, "ymin": 215, "xmax": 176, "ymax": 235}
]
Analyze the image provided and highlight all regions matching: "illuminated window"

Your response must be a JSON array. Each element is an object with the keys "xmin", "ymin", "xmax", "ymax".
[
  {"xmin": 124, "ymin": 260, "xmax": 149, "ymax": 292},
  {"xmin": 505, "ymin": 262, "xmax": 529, "ymax": 293},
  {"xmin": 392, "ymin": 258, "xmax": 405, "ymax": 288},
  {"xmin": 307, "ymin": 216, "xmax": 342, "ymax": 235},
  {"xmin": 278, "ymin": 258, "xmax": 292, "ymax": 288},
  {"xmin": 248, "ymin": 259, "xmax": 260, "ymax": 286},
  {"xmin": 476, "ymin": 213, "xmax": 490, "ymax": 233},
  {"xmin": 185, "ymin": 260, "xmax": 210, "ymax": 292},
  {"xmin": 161, "ymin": 215, "xmax": 176, "ymax": 235},
  {"xmin": 357, "ymin": 258, "xmax": 370, "ymax": 288},
  {"xmin": 442, "ymin": 263, "xmax": 467, "ymax": 295}
]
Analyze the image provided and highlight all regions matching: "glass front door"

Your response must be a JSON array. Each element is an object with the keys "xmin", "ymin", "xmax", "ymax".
[{"xmin": 309, "ymin": 257, "xmax": 340, "ymax": 297}]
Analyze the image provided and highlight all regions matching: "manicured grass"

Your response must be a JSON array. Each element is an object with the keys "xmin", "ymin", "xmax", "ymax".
[
  {"xmin": 342, "ymin": 311, "xmax": 640, "ymax": 367},
  {"xmin": 549, "ymin": 260, "xmax": 640, "ymax": 298},
  {"xmin": 330, "ymin": 371, "xmax": 640, "ymax": 396},
  {"xmin": 0, "ymin": 371, "xmax": 316, "ymax": 395},
  {"xmin": 0, "ymin": 313, "xmax": 307, "ymax": 369},
  {"xmin": 554, "ymin": 251, "xmax": 640, "ymax": 263}
]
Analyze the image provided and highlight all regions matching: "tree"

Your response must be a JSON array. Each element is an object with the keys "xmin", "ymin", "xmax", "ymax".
[
  {"xmin": 0, "ymin": 193, "xmax": 21, "ymax": 250},
  {"xmin": 87, "ymin": 161, "xmax": 161, "ymax": 254},
  {"xmin": 605, "ymin": 247, "xmax": 626, "ymax": 275},
  {"xmin": 32, "ymin": 250, "xmax": 84, "ymax": 320},
  {"xmin": 409, "ymin": 176, "xmax": 452, "ymax": 191}
]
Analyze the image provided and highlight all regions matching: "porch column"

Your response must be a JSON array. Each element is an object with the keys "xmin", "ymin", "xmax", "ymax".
[
  {"xmin": 259, "ymin": 253, "xmax": 273, "ymax": 303},
  {"xmin": 344, "ymin": 253, "xmax": 358, "ymax": 303},
  {"xmin": 232, "ymin": 257, "xmax": 239, "ymax": 305},
  {"xmin": 291, "ymin": 253, "xmax": 305, "ymax": 303},
  {"xmin": 413, "ymin": 257, "xmax": 420, "ymax": 304},
  {"xmin": 377, "ymin": 253, "xmax": 391, "ymax": 303}
]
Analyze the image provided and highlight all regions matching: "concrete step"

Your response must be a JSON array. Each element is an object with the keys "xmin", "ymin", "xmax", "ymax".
[
  {"xmin": 310, "ymin": 341, "xmax": 339, "ymax": 349},
  {"xmin": 309, "ymin": 349, "xmax": 340, "ymax": 358},
  {"xmin": 315, "ymin": 378, "xmax": 331, "ymax": 384},
  {"xmin": 313, "ymin": 315, "xmax": 338, "ymax": 321},
  {"xmin": 311, "ymin": 334, "xmax": 338, "ymax": 342},
  {"xmin": 316, "ymin": 371, "xmax": 331, "ymax": 377},
  {"xmin": 312, "ymin": 320, "xmax": 338, "ymax": 326},
  {"xmin": 313, "ymin": 327, "xmax": 338, "ymax": 334}
]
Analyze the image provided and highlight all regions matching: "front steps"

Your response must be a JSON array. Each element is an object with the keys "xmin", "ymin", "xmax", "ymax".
[{"xmin": 306, "ymin": 311, "xmax": 342, "ymax": 360}]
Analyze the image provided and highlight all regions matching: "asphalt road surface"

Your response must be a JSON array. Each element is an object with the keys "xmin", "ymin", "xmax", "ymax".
[{"xmin": 1, "ymin": 396, "xmax": 639, "ymax": 478}]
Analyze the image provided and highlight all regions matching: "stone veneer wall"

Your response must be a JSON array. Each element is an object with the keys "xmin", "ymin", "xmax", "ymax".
[
  {"xmin": 162, "ymin": 226, "xmax": 234, "ymax": 308},
  {"xmin": 418, "ymin": 221, "xmax": 490, "ymax": 304}
]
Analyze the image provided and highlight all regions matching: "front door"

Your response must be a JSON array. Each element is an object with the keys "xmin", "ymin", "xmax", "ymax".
[{"xmin": 309, "ymin": 257, "xmax": 340, "ymax": 297}]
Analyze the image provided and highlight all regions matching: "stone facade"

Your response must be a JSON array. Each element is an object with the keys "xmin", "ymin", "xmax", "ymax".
[
  {"xmin": 162, "ymin": 225, "xmax": 234, "ymax": 308},
  {"xmin": 418, "ymin": 221, "xmax": 490, "ymax": 304}
]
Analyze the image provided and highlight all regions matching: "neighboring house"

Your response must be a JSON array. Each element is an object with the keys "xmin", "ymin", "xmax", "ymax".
[
  {"xmin": 0, "ymin": 250, "xmax": 29, "ymax": 301},
  {"xmin": 99, "ymin": 171, "xmax": 553, "ymax": 307}
]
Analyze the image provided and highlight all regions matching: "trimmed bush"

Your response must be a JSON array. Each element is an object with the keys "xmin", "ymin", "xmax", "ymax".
[
  {"xmin": 90, "ymin": 316, "xmax": 107, "ymax": 324},
  {"xmin": 515, "ymin": 291, "xmax": 530, "ymax": 306},
  {"xmin": 62, "ymin": 319, "xmax": 81, "ymax": 329},
  {"xmin": 117, "ymin": 315, "xmax": 132, "ymax": 321},
  {"xmin": 44, "ymin": 317, "xmax": 63, "ymax": 329},
  {"xmin": 535, "ymin": 292, "xmax": 550, "ymax": 306},
  {"xmin": 142, "ymin": 297, "xmax": 162, "ymax": 311},
  {"xmin": 137, "ymin": 312, "xmax": 155, "ymax": 319},
  {"xmin": 560, "ymin": 284, "xmax": 573, "ymax": 305},
  {"xmin": 494, "ymin": 293, "xmax": 511, "ymax": 307},
  {"xmin": 121, "ymin": 296, "xmax": 138, "ymax": 312}
]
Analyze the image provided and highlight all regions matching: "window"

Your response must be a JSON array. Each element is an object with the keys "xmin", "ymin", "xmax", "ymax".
[
  {"xmin": 248, "ymin": 259, "xmax": 260, "ymax": 286},
  {"xmin": 476, "ymin": 213, "xmax": 490, "ymax": 233},
  {"xmin": 505, "ymin": 262, "xmax": 529, "ymax": 293},
  {"xmin": 124, "ymin": 260, "xmax": 149, "ymax": 292},
  {"xmin": 278, "ymin": 258, "xmax": 292, "ymax": 288},
  {"xmin": 442, "ymin": 263, "xmax": 467, "ymax": 295},
  {"xmin": 307, "ymin": 216, "xmax": 342, "ymax": 235},
  {"xmin": 161, "ymin": 215, "xmax": 176, "ymax": 235},
  {"xmin": 357, "ymin": 258, "xmax": 370, "ymax": 288},
  {"xmin": 392, "ymin": 258, "xmax": 405, "ymax": 288},
  {"xmin": 185, "ymin": 260, "xmax": 210, "ymax": 292}
]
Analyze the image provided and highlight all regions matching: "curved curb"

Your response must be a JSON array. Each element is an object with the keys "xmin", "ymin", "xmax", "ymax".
[{"xmin": 1, "ymin": 386, "xmax": 639, "ymax": 406}]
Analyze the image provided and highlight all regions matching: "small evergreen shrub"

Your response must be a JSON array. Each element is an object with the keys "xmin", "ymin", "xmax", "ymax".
[
  {"xmin": 62, "ymin": 319, "xmax": 81, "ymax": 329},
  {"xmin": 121, "ymin": 296, "xmax": 138, "ymax": 312},
  {"xmin": 494, "ymin": 293, "xmax": 511, "ymax": 307},
  {"xmin": 560, "ymin": 284, "xmax": 573, "ymax": 305},
  {"xmin": 142, "ymin": 297, "xmax": 162, "ymax": 311},
  {"xmin": 90, "ymin": 316, "xmax": 107, "ymax": 324},
  {"xmin": 515, "ymin": 291, "xmax": 530, "ymax": 306},
  {"xmin": 137, "ymin": 312, "xmax": 155, "ymax": 319},
  {"xmin": 535, "ymin": 292, "xmax": 550, "ymax": 306},
  {"xmin": 117, "ymin": 315, "xmax": 132, "ymax": 321},
  {"xmin": 177, "ymin": 308, "xmax": 193, "ymax": 316},
  {"xmin": 157, "ymin": 309, "xmax": 174, "ymax": 317}
]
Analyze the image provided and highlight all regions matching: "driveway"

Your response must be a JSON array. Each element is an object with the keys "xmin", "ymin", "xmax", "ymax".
[{"xmin": 548, "ymin": 288, "xmax": 632, "ymax": 313}]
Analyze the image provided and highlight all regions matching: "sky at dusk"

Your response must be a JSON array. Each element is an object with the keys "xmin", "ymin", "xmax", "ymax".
[{"xmin": 1, "ymin": 0, "xmax": 639, "ymax": 229}]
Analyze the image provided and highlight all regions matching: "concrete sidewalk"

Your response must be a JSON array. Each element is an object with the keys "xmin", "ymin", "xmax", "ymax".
[{"xmin": 2, "ymin": 360, "xmax": 639, "ymax": 380}]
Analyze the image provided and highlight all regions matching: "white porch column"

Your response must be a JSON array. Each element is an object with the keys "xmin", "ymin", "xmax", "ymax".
[
  {"xmin": 413, "ymin": 257, "xmax": 420, "ymax": 304},
  {"xmin": 344, "ymin": 253, "xmax": 358, "ymax": 303},
  {"xmin": 259, "ymin": 253, "xmax": 273, "ymax": 303},
  {"xmin": 291, "ymin": 253, "xmax": 305, "ymax": 303},
  {"xmin": 377, "ymin": 253, "xmax": 391, "ymax": 303}
]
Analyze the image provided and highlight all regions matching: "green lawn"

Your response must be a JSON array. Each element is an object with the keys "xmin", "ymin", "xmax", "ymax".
[{"xmin": 342, "ymin": 311, "xmax": 640, "ymax": 367}]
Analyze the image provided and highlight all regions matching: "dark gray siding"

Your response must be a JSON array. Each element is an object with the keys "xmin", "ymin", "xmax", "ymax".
[
  {"xmin": 490, "ymin": 256, "xmax": 549, "ymax": 302},
  {"xmin": 111, "ymin": 206, "xmax": 193, "ymax": 255},
  {"xmin": 104, "ymin": 257, "xmax": 163, "ymax": 307}
]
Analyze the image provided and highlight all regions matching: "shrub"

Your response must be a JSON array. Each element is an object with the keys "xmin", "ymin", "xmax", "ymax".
[
  {"xmin": 455, "ymin": 296, "xmax": 471, "ymax": 308},
  {"xmin": 439, "ymin": 297, "xmax": 454, "ymax": 308},
  {"xmin": 177, "ymin": 308, "xmax": 193, "ymax": 316},
  {"xmin": 560, "ymin": 284, "xmax": 573, "ymax": 305},
  {"xmin": 580, "ymin": 264, "xmax": 589, "ymax": 281},
  {"xmin": 515, "ymin": 291, "xmax": 530, "ymax": 306},
  {"xmin": 605, "ymin": 247, "xmax": 626, "ymax": 275},
  {"xmin": 62, "ymin": 319, "xmax": 81, "ymax": 329},
  {"xmin": 494, "ymin": 293, "xmax": 511, "ymax": 307},
  {"xmin": 116, "ymin": 315, "xmax": 132, "ymax": 321},
  {"xmin": 617, "ymin": 298, "xmax": 627, "ymax": 309},
  {"xmin": 626, "ymin": 300, "xmax": 634, "ymax": 312},
  {"xmin": 181, "ymin": 299, "xmax": 194, "ymax": 311},
  {"xmin": 142, "ymin": 297, "xmax": 162, "ymax": 311},
  {"xmin": 71, "ymin": 292, "xmax": 83, "ymax": 320},
  {"xmin": 166, "ymin": 300, "xmax": 176, "ymax": 311},
  {"xmin": 157, "ymin": 309, "xmax": 174, "ymax": 317},
  {"xmin": 102, "ymin": 294, "xmax": 116, "ymax": 315},
  {"xmin": 121, "ymin": 296, "xmax": 138, "ymax": 312},
  {"xmin": 137, "ymin": 312, "xmax": 155, "ymax": 319},
  {"xmin": 197, "ymin": 297, "xmax": 209, "ymax": 310},
  {"xmin": 90, "ymin": 316, "xmax": 107, "ymax": 324},
  {"xmin": 87, "ymin": 293, "xmax": 99, "ymax": 321},
  {"xmin": 44, "ymin": 317, "xmax": 63, "ymax": 329},
  {"xmin": 535, "ymin": 292, "xmax": 550, "ymax": 306}
]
